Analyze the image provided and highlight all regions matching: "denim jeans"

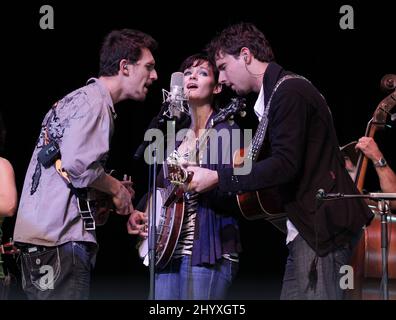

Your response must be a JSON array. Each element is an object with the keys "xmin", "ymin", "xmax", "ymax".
[
  {"xmin": 280, "ymin": 234, "xmax": 353, "ymax": 300},
  {"xmin": 20, "ymin": 241, "xmax": 96, "ymax": 300},
  {"xmin": 0, "ymin": 275, "xmax": 12, "ymax": 299},
  {"xmin": 155, "ymin": 255, "xmax": 238, "ymax": 300}
]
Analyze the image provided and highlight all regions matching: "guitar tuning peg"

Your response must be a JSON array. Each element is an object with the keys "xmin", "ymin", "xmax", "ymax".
[
  {"xmin": 240, "ymin": 111, "xmax": 246, "ymax": 118},
  {"xmin": 228, "ymin": 119, "xmax": 235, "ymax": 126}
]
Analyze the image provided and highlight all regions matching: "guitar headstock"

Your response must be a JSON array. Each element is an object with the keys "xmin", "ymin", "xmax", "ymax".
[
  {"xmin": 211, "ymin": 97, "xmax": 247, "ymax": 127},
  {"xmin": 164, "ymin": 152, "xmax": 193, "ymax": 185},
  {"xmin": 166, "ymin": 162, "xmax": 189, "ymax": 185}
]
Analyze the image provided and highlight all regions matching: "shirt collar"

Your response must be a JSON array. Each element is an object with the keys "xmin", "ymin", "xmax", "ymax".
[
  {"xmin": 253, "ymin": 84, "xmax": 265, "ymax": 121},
  {"xmin": 87, "ymin": 78, "xmax": 117, "ymax": 119}
]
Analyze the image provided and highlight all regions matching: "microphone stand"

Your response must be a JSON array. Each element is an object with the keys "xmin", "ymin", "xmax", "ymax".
[
  {"xmin": 318, "ymin": 191, "xmax": 396, "ymax": 300},
  {"xmin": 133, "ymin": 99, "xmax": 190, "ymax": 300},
  {"xmin": 133, "ymin": 101, "xmax": 169, "ymax": 161},
  {"xmin": 133, "ymin": 109, "xmax": 167, "ymax": 301},
  {"xmin": 378, "ymin": 199, "xmax": 391, "ymax": 300},
  {"xmin": 147, "ymin": 143, "xmax": 157, "ymax": 300}
]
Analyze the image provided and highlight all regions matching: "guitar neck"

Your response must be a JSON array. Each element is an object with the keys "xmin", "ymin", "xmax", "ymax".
[
  {"xmin": 246, "ymin": 74, "xmax": 307, "ymax": 162},
  {"xmin": 188, "ymin": 120, "xmax": 215, "ymax": 165},
  {"xmin": 163, "ymin": 182, "xmax": 182, "ymax": 207}
]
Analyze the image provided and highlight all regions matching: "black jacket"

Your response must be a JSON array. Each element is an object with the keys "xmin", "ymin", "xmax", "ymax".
[{"xmin": 217, "ymin": 62, "xmax": 373, "ymax": 256}]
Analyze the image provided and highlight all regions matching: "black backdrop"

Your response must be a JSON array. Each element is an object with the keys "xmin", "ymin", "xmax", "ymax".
[{"xmin": 1, "ymin": 1, "xmax": 395, "ymax": 299}]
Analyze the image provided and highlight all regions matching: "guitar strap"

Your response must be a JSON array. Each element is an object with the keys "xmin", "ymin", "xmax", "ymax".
[
  {"xmin": 251, "ymin": 74, "xmax": 309, "ymax": 161},
  {"xmin": 248, "ymin": 75, "xmax": 310, "ymax": 233},
  {"xmin": 43, "ymin": 101, "xmax": 96, "ymax": 231},
  {"xmin": 56, "ymin": 160, "xmax": 96, "ymax": 231}
]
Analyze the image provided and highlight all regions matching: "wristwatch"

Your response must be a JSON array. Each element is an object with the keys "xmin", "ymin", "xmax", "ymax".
[{"xmin": 373, "ymin": 157, "xmax": 387, "ymax": 168}]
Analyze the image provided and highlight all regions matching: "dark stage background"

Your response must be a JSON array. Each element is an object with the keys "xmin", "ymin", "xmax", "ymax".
[{"xmin": 1, "ymin": 1, "xmax": 395, "ymax": 299}]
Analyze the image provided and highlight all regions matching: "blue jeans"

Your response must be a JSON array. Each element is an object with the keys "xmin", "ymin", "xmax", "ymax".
[
  {"xmin": 280, "ymin": 234, "xmax": 353, "ymax": 300},
  {"xmin": 20, "ymin": 241, "xmax": 96, "ymax": 300},
  {"xmin": 0, "ymin": 275, "xmax": 11, "ymax": 300},
  {"xmin": 155, "ymin": 255, "xmax": 238, "ymax": 300}
]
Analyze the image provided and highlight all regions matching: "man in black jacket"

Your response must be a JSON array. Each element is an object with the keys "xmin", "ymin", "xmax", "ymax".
[{"xmin": 185, "ymin": 22, "xmax": 373, "ymax": 299}]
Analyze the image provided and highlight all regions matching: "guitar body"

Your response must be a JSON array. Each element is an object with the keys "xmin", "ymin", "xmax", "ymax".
[
  {"xmin": 86, "ymin": 189, "xmax": 112, "ymax": 226},
  {"xmin": 234, "ymin": 148, "xmax": 287, "ymax": 232},
  {"xmin": 138, "ymin": 188, "xmax": 185, "ymax": 270},
  {"xmin": 76, "ymin": 190, "xmax": 111, "ymax": 230},
  {"xmin": 56, "ymin": 159, "xmax": 113, "ymax": 229}
]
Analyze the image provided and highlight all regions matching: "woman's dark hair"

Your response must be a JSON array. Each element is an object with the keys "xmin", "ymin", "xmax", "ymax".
[
  {"xmin": 179, "ymin": 53, "xmax": 219, "ymax": 81},
  {"xmin": 179, "ymin": 53, "xmax": 233, "ymax": 112},
  {"xmin": 206, "ymin": 22, "xmax": 275, "ymax": 63},
  {"xmin": 99, "ymin": 29, "xmax": 158, "ymax": 76}
]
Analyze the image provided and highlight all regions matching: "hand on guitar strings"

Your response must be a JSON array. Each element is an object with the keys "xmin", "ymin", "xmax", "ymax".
[
  {"xmin": 182, "ymin": 163, "xmax": 219, "ymax": 193},
  {"xmin": 127, "ymin": 209, "xmax": 148, "ymax": 238}
]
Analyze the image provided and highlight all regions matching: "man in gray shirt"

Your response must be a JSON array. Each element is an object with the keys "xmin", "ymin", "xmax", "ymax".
[{"xmin": 14, "ymin": 29, "xmax": 158, "ymax": 299}]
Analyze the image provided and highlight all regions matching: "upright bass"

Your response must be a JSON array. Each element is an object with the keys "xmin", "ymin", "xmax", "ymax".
[{"xmin": 347, "ymin": 81, "xmax": 396, "ymax": 299}]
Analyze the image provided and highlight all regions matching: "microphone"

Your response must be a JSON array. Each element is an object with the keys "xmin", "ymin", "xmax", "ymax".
[
  {"xmin": 160, "ymin": 72, "xmax": 189, "ymax": 122},
  {"xmin": 316, "ymin": 188, "xmax": 396, "ymax": 201},
  {"xmin": 133, "ymin": 73, "xmax": 189, "ymax": 160},
  {"xmin": 380, "ymin": 74, "xmax": 396, "ymax": 92},
  {"xmin": 316, "ymin": 189, "xmax": 343, "ymax": 200},
  {"xmin": 316, "ymin": 188, "xmax": 326, "ymax": 200}
]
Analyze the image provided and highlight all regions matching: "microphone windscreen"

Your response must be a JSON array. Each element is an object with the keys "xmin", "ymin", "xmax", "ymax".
[{"xmin": 170, "ymin": 72, "xmax": 184, "ymax": 88}]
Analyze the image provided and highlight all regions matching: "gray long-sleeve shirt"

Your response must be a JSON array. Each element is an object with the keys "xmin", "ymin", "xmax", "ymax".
[{"xmin": 14, "ymin": 78, "xmax": 115, "ymax": 246}]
